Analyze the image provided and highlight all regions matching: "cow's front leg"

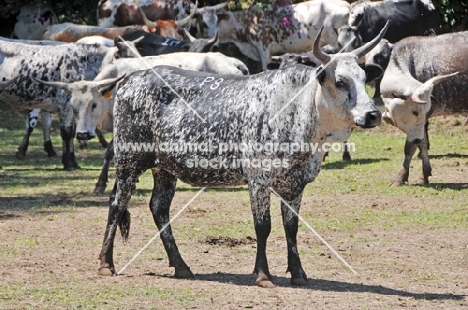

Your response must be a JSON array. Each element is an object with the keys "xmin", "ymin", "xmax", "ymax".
[
  {"xmin": 281, "ymin": 193, "xmax": 308, "ymax": 286},
  {"xmin": 417, "ymin": 138, "xmax": 432, "ymax": 184},
  {"xmin": 390, "ymin": 140, "xmax": 418, "ymax": 186},
  {"xmin": 98, "ymin": 173, "xmax": 136, "ymax": 276},
  {"xmin": 149, "ymin": 169, "xmax": 193, "ymax": 278},
  {"xmin": 249, "ymin": 183, "xmax": 274, "ymax": 287}
]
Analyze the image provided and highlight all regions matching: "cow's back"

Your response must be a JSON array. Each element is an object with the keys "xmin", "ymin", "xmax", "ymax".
[
  {"xmin": 355, "ymin": 0, "xmax": 438, "ymax": 43},
  {"xmin": 387, "ymin": 32, "xmax": 468, "ymax": 114}
]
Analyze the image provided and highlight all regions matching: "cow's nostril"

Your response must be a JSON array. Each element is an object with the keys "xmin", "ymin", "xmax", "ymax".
[{"xmin": 76, "ymin": 132, "xmax": 94, "ymax": 140}]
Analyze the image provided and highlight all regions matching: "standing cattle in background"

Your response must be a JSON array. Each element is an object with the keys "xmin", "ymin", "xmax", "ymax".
[
  {"xmin": 13, "ymin": 3, "xmax": 58, "ymax": 40},
  {"xmin": 0, "ymin": 39, "xmax": 118, "ymax": 169},
  {"xmin": 363, "ymin": 38, "xmax": 393, "ymax": 99},
  {"xmin": 198, "ymin": 0, "xmax": 351, "ymax": 69},
  {"xmin": 380, "ymin": 32, "xmax": 467, "ymax": 186},
  {"xmin": 338, "ymin": 0, "xmax": 438, "ymax": 46},
  {"xmin": 98, "ymin": 25, "xmax": 387, "ymax": 287}
]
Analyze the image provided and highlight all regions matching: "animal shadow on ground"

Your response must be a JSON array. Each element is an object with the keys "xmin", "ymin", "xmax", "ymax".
[
  {"xmin": 144, "ymin": 272, "xmax": 465, "ymax": 301},
  {"xmin": 321, "ymin": 157, "xmax": 389, "ymax": 170},
  {"xmin": 429, "ymin": 153, "xmax": 468, "ymax": 160},
  {"xmin": 415, "ymin": 183, "xmax": 468, "ymax": 190}
]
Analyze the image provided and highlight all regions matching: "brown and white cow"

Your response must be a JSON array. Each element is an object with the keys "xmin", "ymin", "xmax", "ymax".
[
  {"xmin": 380, "ymin": 32, "xmax": 466, "ymax": 186},
  {"xmin": 198, "ymin": 0, "xmax": 351, "ymax": 69},
  {"xmin": 13, "ymin": 3, "xmax": 58, "ymax": 40}
]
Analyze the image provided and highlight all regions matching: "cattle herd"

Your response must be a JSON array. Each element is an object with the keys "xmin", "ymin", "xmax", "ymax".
[{"xmin": 0, "ymin": 0, "xmax": 466, "ymax": 287}]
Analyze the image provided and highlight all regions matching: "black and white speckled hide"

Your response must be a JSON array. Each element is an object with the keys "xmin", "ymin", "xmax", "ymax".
[
  {"xmin": 99, "ymin": 53, "xmax": 381, "ymax": 287},
  {"xmin": 0, "ymin": 39, "xmax": 116, "ymax": 169},
  {"xmin": 380, "ymin": 31, "xmax": 468, "ymax": 186}
]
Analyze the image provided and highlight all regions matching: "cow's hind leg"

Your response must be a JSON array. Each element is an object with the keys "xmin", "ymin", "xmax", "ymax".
[
  {"xmin": 249, "ymin": 184, "xmax": 274, "ymax": 287},
  {"xmin": 149, "ymin": 169, "xmax": 193, "ymax": 278},
  {"xmin": 16, "ymin": 109, "xmax": 38, "ymax": 159},
  {"xmin": 94, "ymin": 140, "xmax": 114, "ymax": 194},
  {"xmin": 40, "ymin": 111, "xmax": 57, "ymax": 157},
  {"xmin": 98, "ymin": 170, "xmax": 138, "ymax": 276},
  {"xmin": 281, "ymin": 194, "xmax": 308, "ymax": 286}
]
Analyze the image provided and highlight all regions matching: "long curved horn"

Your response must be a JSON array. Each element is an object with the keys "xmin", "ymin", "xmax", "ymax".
[
  {"xmin": 176, "ymin": 0, "xmax": 197, "ymax": 27},
  {"xmin": 32, "ymin": 77, "xmax": 70, "ymax": 90},
  {"xmin": 197, "ymin": 1, "xmax": 229, "ymax": 13},
  {"xmin": 411, "ymin": 72, "xmax": 459, "ymax": 104},
  {"xmin": 138, "ymin": 5, "xmax": 158, "ymax": 29},
  {"xmin": 95, "ymin": 74, "xmax": 127, "ymax": 87},
  {"xmin": 313, "ymin": 26, "xmax": 330, "ymax": 64},
  {"xmin": 352, "ymin": 20, "xmax": 389, "ymax": 58},
  {"xmin": 0, "ymin": 77, "xmax": 17, "ymax": 91},
  {"xmin": 183, "ymin": 28, "xmax": 197, "ymax": 42}
]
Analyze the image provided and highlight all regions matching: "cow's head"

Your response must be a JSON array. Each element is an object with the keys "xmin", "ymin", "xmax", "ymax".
[
  {"xmin": 381, "ymin": 72, "xmax": 458, "ymax": 143},
  {"xmin": 183, "ymin": 29, "xmax": 219, "ymax": 52},
  {"xmin": 193, "ymin": 1, "xmax": 229, "ymax": 39},
  {"xmin": 32, "ymin": 75, "xmax": 125, "ymax": 140},
  {"xmin": 138, "ymin": 1, "xmax": 196, "ymax": 40},
  {"xmin": 114, "ymin": 36, "xmax": 144, "ymax": 58},
  {"xmin": 337, "ymin": 25, "xmax": 362, "ymax": 52},
  {"xmin": 267, "ymin": 53, "xmax": 320, "ymax": 70},
  {"xmin": 312, "ymin": 22, "xmax": 388, "ymax": 139}
]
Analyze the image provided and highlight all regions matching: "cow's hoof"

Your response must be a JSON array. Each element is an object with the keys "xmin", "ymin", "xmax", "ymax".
[
  {"xmin": 174, "ymin": 268, "xmax": 194, "ymax": 279},
  {"xmin": 256, "ymin": 280, "xmax": 276, "ymax": 288},
  {"xmin": 98, "ymin": 267, "xmax": 115, "ymax": 276},
  {"xmin": 47, "ymin": 150, "xmax": 57, "ymax": 157},
  {"xmin": 342, "ymin": 153, "xmax": 352, "ymax": 161},
  {"xmin": 291, "ymin": 277, "xmax": 309, "ymax": 286},
  {"xmin": 15, "ymin": 152, "xmax": 25, "ymax": 160},
  {"xmin": 94, "ymin": 184, "xmax": 106, "ymax": 195}
]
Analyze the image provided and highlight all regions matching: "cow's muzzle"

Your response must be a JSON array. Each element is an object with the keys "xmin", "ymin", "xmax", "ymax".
[
  {"xmin": 76, "ymin": 132, "xmax": 95, "ymax": 140},
  {"xmin": 358, "ymin": 110, "xmax": 382, "ymax": 128}
]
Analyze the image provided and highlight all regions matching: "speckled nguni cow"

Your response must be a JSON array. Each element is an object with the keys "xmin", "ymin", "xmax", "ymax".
[
  {"xmin": 98, "ymin": 25, "xmax": 387, "ymax": 287},
  {"xmin": 0, "ymin": 38, "xmax": 117, "ymax": 169}
]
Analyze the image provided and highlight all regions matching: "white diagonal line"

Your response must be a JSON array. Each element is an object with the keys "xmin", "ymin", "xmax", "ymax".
[
  {"xmin": 117, "ymin": 187, "xmax": 206, "ymax": 275},
  {"xmin": 269, "ymin": 187, "xmax": 358, "ymax": 275},
  {"xmin": 117, "ymin": 36, "xmax": 206, "ymax": 123},
  {"xmin": 268, "ymin": 37, "xmax": 356, "ymax": 124}
]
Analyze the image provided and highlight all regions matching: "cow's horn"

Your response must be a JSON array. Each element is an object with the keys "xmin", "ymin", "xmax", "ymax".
[
  {"xmin": 95, "ymin": 74, "xmax": 127, "ymax": 87},
  {"xmin": 176, "ymin": 0, "xmax": 197, "ymax": 27},
  {"xmin": 411, "ymin": 72, "xmax": 459, "ymax": 104},
  {"xmin": 138, "ymin": 5, "xmax": 158, "ymax": 29},
  {"xmin": 32, "ymin": 77, "xmax": 70, "ymax": 90},
  {"xmin": 207, "ymin": 30, "xmax": 218, "ymax": 43},
  {"xmin": 0, "ymin": 77, "xmax": 17, "ymax": 91},
  {"xmin": 198, "ymin": 1, "xmax": 229, "ymax": 13},
  {"xmin": 312, "ymin": 26, "xmax": 330, "ymax": 64},
  {"xmin": 352, "ymin": 20, "xmax": 389, "ymax": 58},
  {"xmin": 183, "ymin": 28, "xmax": 197, "ymax": 42}
]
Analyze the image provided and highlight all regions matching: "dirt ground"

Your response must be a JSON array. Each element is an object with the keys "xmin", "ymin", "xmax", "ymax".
[{"xmin": 1, "ymin": 187, "xmax": 466, "ymax": 309}]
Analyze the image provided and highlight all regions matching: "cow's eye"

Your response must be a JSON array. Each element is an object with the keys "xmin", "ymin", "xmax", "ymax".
[
  {"xmin": 91, "ymin": 103, "xmax": 97, "ymax": 110},
  {"xmin": 335, "ymin": 80, "xmax": 345, "ymax": 88},
  {"xmin": 412, "ymin": 111, "xmax": 419, "ymax": 116}
]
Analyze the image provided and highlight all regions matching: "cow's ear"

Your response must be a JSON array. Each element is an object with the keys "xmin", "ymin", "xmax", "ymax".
[
  {"xmin": 316, "ymin": 66, "xmax": 326, "ymax": 84},
  {"xmin": 363, "ymin": 64, "xmax": 383, "ymax": 83}
]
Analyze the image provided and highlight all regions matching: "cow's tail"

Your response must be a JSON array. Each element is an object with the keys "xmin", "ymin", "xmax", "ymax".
[{"xmin": 119, "ymin": 210, "xmax": 131, "ymax": 241}]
